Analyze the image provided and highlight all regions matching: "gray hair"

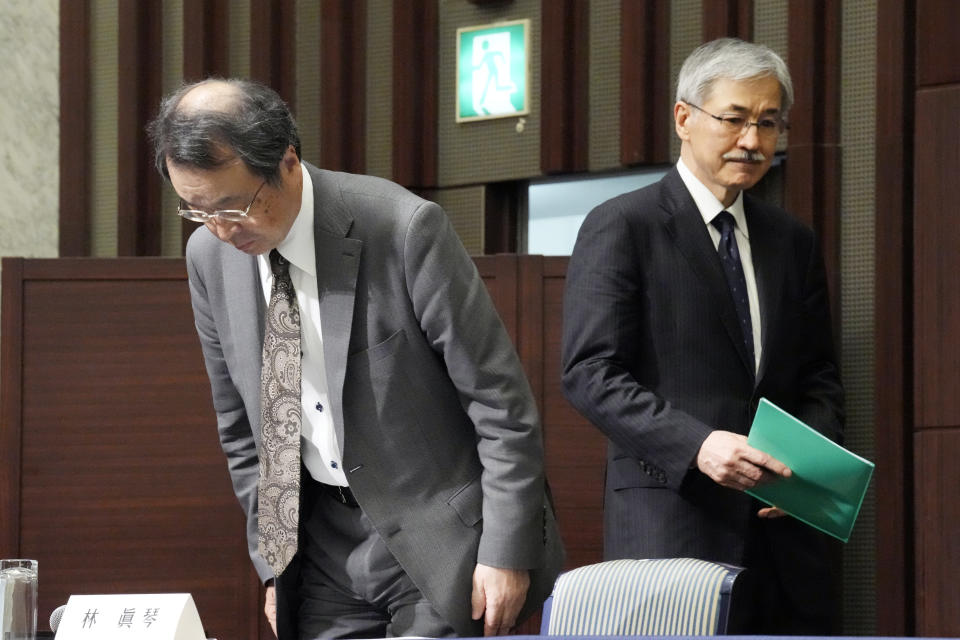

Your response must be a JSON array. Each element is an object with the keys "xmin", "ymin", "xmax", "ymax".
[
  {"xmin": 147, "ymin": 78, "xmax": 301, "ymax": 186},
  {"xmin": 675, "ymin": 38, "xmax": 793, "ymax": 116}
]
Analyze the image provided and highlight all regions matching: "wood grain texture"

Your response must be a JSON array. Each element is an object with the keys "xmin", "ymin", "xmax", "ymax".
[
  {"xmin": 914, "ymin": 86, "xmax": 960, "ymax": 429},
  {"xmin": 914, "ymin": 429, "xmax": 960, "ymax": 636},
  {"xmin": 249, "ymin": 0, "xmax": 296, "ymax": 105},
  {"xmin": 874, "ymin": 0, "xmax": 915, "ymax": 633},
  {"xmin": 393, "ymin": 1, "xmax": 438, "ymax": 188},
  {"xmin": 1, "ymin": 259, "xmax": 25, "ymax": 557},
  {"xmin": 786, "ymin": 0, "xmax": 842, "ymax": 325},
  {"xmin": 319, "ymin": 0, "xmax": 367, "ymax": 173},
  {"xmin": 59, "ymin": 0, "xmax": 91, "ymax": 257},
  {"xmin": 915, "ymin": 0, "xmax": 960, "ymax": 87},
  {"xmin": 117, "ymin": 0, "xmax": 164, "ymax": 256},
  {"xmin": 183, "ymin": 0, "xmax": 230, "ymax": 82},
  {"xmin": 702, "ymin": 0, "xmax": 753, "ymax": 42},
  {"xmin": 541, "ymin": 0, "xmax": 589, "ymax": 174},
  {"xmin": 2, "ymin": 259, "xmax": 258, "ymax": 639},
  {"xmin": 620, "ymin": 0, "xmax": 671, "ymax": 166}
]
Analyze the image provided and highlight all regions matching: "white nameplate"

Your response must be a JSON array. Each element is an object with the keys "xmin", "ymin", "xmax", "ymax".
[{"xmin": 55, "ymin": 593, "xmax": 206, "ymax": 640}]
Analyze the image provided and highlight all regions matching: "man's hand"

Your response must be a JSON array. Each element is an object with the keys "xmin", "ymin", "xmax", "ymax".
[
  {"xmin": 470, "ymin": 564, "xmax": 530, "ymax": 636},
  {"xmin": 696, "ymin": 430, "xmax": 791, "ymax": 490},
  {"xmin": 264, "ymin": 584, "xmax": 277, "ymax": 638},
  {"xmin": 757, "ymin": 505, "xmax": 787, "ymax": 518}
]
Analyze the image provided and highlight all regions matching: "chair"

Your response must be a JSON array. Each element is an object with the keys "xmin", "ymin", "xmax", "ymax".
[{"xmin": 540, "ymin": 557, "xmax": 745, "ymax": 636}]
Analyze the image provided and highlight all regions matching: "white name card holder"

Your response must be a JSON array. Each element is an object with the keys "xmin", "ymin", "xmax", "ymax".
[{"xmin": 55, "ymin": 593, "xmax": 206, "ymax": 640}]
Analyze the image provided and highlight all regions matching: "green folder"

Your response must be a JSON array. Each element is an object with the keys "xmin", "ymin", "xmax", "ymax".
[{"xmin": 745, "ymin": 398, "xmax": 874, "ymax": 543}]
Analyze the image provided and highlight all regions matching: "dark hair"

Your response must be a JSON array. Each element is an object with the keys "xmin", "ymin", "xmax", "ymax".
[{"xmin": 147, "ymin": 78, "xmax": 301, "ymax": 185}]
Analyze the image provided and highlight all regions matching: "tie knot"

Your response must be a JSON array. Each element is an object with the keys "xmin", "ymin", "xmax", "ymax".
[
  {"xmin": 269, "ymin": 249, "xmax": 290, "ymax": 278},
  {"xmin": 711, "ymin": 211, "xmax": 736, "ymax": 233}
]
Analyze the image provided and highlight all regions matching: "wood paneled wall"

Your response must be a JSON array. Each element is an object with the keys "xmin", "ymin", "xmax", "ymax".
[
  {"xmin": 911, "ymin": 0, "xmax": 960, "ymax": 627},
  {"xmin": 876, "ymin": 0, "xmax": 960, "ymax": 636},
  {"xmin": 785, "ymin": 0, "xmax": 842, "ymax": 315},
  {"xmin": 0, "ymin": 259, "xmax": 263, "ymax": 639},
  {"xmin": 0, "ymin": 255, "xmax": 598, "ymax": 640},
  {"xmin": 874, "ymin": 0, "xmax": 914, "ymax": 633},
  {"xmin": 619, "ymin": 0, "xmax": 671, "ymax": 166},
  {"xmin": 540, "ymin": 0, "xmax": 589, "ymax": 174}
]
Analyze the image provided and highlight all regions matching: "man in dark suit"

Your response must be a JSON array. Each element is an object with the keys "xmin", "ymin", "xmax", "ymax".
[
  {"xmin": 148, "ymin": 78, "xmax": 563, "ymax": 639},
  {"xmin": 561, "ymin": 38, "xmax": 844, "ymax": 633}
]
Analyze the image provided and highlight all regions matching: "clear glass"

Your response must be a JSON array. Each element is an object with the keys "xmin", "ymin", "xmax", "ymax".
[{"xmin": 0, "ymin": 559, "xmax": 38, "ymax": 640}]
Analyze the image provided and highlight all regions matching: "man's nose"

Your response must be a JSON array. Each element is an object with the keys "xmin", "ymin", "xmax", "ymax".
[
  {"xmin": 206, "ymin": 217, "xmax": 240, "ymax": 242},
  {"xmin": 737, "ymin": 123, "xmax": 762, "ymax": 148}
]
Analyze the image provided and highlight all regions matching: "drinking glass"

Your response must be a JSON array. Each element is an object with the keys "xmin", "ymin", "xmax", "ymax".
[{"xmin": 0, "ymin": 559, "xmax": 38, "ymax": 640}]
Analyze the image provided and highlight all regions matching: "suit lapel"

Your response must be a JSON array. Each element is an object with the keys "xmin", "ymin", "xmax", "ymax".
[
  {"xmin": 743, "ymin": 195, "xmax": 784, "ymax": 384},
  {"xmin": 661, "ymin": 169, "xmax": 756, "ymax": 378},
  {"xmin": 308, "ymin": 165, "xmax": 362, "ymax": 451}
]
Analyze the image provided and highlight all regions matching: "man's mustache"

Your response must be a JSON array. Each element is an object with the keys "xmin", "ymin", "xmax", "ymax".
[{"xmin": 722, "ymin": 150, "xmax": 766, "ymax": 162}]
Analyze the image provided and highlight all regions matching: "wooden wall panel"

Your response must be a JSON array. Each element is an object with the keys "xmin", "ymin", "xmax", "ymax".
[
  {"xmin": 319, "ymin": 0, "xmax": 367, "ymax": 173},
  {"xmin": 117, "ymin": 0, "xmax": 164, "ymax": 256},
  {"xmin": 914, "ymin": 430, "xmax": 960, "ymax": 636},
  {"xmin": 702, "ymin": 0, "xmax": 753, "ymax": 42},
  {"xmin": 0, "ymin": 258, "xmax": 259, "ymax": 640},
  {"xmin": 183, "ymin": 0, "xmax": 230, "ymax": 82},
  {"xmin": 874, "ymin": 0, "xmax": 915, "ymax": 633},
  {"xmin": 915, "ymin": 0, "xmax": 960, "ymax": 88},
  {"xmin": 620, "ymin": 0, "xmax": 670, "ymax": 166},
  {"xmin": 541, "ymin": 0, "xmax": 589, "ymax": 174},
  {"xmin": 913, "ymin": 86, "xmax": 960, "ymax": 429},
  {"xmin": 0, "ymin": 260, "xmax": 25, "ymax": 556},
  {"xmin": 393, "ymin": 1, "xmax": 438, "ymax": 188},
  {"xmin": 59, "ymin": 0, "xmax": 91, "ymax": 257},
  {"xmin": 786, "ymin": 0, "xmax": 842, "ymax": 320},
  {"xmin": 249, "ymin": 0, "xmax": 296, "ymax": 104}
]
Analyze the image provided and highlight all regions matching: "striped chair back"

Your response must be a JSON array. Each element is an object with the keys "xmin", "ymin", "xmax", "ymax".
[{"xmin": 541, "ymin": 558, "xmax": 744, "ymax": 636}]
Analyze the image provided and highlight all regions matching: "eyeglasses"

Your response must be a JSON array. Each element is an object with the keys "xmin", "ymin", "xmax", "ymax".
[
  {"xmin": 177, "ymin": 181, "xmax": 266, "ymax": 222},
  {"xmin": 685, "ymin": 102, "xmax": 787, "ymax": 138}
]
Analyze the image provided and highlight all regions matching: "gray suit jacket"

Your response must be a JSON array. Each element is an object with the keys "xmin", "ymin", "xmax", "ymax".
[
  {"xmin": 186, "ymin": 163, "xmax": 563, "ymax": 637},
  {"xmin": 561, "ymin": 168, "xmax": 843, "ymax": 616}
]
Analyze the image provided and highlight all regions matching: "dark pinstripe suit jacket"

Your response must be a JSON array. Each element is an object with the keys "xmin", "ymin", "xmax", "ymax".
[{"xmin": 561, "ymin": 167, "xmax": 843, "ymax": 607}]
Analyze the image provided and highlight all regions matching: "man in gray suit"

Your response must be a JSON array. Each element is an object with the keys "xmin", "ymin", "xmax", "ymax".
[
  {"xmin": 562, "ymin": 39, "xmax": 843, "ymax": 633},
  {"xmin": 148, "ymin": 78, "xmax": 562, "ymax": 639}
]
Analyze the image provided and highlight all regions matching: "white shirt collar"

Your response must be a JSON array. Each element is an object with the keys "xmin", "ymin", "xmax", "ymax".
[
  {"xmin": 273, "ymin": 162, "xmax": 316, "ymax": 277},
  {"xmin": 676, "ymin": 158, "xmax": 749, "ymax": 239}
]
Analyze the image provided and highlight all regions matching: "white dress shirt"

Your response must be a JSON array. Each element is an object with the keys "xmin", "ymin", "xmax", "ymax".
[
  {"xmin": 257, "ymin": 164, "xmax": 348, "ymax": 486},
  {"xmin": 676, "ymin": 158, "xmax": 762, "ymax": 372}
]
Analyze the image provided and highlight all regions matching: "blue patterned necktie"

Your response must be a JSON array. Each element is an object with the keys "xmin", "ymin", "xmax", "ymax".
[
  {"xmin": 711, "ymin": 212, "xmax": 755, "ymax": 369},
  {"xmin": 258, "ymin": 249, "xmax": 302, "ymax": 576}
]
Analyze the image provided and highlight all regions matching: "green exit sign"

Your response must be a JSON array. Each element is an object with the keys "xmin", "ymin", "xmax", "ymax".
[{"xmin": 456, "ymin": 19, "xmax": 530, "ymax": 122}]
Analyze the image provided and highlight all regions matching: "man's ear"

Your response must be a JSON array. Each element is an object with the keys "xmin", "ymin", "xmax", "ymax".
[
  {"xmin": 674, "ymin": 101, "xmax": 692, "ymax": 141},
  {"xmin": 281, "ymin": 145, "xmax": 299, "ymax": 171}
]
